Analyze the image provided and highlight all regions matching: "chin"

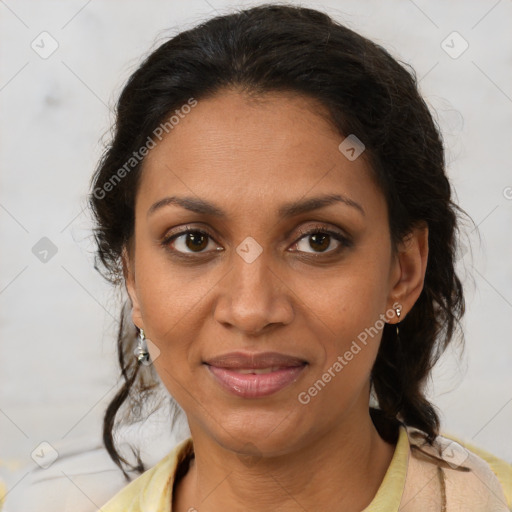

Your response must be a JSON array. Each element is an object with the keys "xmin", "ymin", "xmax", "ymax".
[{"xmin": 206, "ymin": 405, "xmax": 307, "ymax": 456}]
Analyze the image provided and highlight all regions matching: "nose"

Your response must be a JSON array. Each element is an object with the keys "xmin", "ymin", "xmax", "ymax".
[{"xmin": 213, "ymin": 246, "xmax": 294, "ymax": 335}]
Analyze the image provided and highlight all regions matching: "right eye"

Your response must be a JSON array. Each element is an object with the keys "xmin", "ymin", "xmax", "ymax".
[{"xmin": 161, "ymin": 228, "xmax": 221, "ymax": 255}]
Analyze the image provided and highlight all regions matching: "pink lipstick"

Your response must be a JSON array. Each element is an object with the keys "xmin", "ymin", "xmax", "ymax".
[{"xmin": 204, "ymin": 351, "xmax": 307, "ymax": 398}]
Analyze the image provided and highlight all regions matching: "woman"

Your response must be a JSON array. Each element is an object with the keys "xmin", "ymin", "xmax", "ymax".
[{"xmin": 88, "ymin": 4, "xmax": 511, "ymax": 511}]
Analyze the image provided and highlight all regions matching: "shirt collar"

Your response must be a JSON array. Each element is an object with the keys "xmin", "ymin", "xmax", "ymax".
[{"xmin": 138, "ymin": 424, "xmax": 410, "ymax": 511}]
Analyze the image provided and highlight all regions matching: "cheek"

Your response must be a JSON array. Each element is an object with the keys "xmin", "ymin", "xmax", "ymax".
[
  {"xmin": 132, "ymin": 263, "xmax": 199, "ymax": 386},
  {"xmin": 293, "ymin": 257, "xmax": 390, "ymax": 338},
  {"xmin": 294, "ymin": 285, "xmax": 385, "ymax": 417},
  {"xmin": 134, "ymin": 245, "xmax": 209, "ymax": 334},
  {"xmin": 291, "ymin": 259, "xmax": 390, "ymax": 388}
]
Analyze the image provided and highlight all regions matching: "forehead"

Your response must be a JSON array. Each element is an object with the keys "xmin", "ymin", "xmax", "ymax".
[{"xmin": 136, "ymin": 89, "xmax": 384, "ymax": 219}]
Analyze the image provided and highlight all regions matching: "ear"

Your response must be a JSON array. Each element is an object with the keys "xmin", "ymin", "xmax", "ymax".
[
  {"xmin": 121, "ymin": 244, "xmax": 143, "ymax": 330},
  {"xmin": 387, "ymin": 223, "xmax": 429, "ymax": 322}
]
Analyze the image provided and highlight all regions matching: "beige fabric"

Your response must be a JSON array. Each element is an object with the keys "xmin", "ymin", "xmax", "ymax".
[
  {"xmin": 442, "ymin": 432, "xmax": 512, "ymax": 508},
  {"xmin": 99, "ymin": 425, "xmax": 512, "ymax": 512},
  {"xmin": 401, "ymin": 427, "xmax": 510, "ymax": 511}
]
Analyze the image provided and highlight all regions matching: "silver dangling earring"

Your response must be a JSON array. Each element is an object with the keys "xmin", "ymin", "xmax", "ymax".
[
  {"xmin": 135, "ymin": 328, "xmax": 150, "ymax": 364},
  {"xmin": 395, "ymin": 306, "xmax": 401, "ymax": 337}
]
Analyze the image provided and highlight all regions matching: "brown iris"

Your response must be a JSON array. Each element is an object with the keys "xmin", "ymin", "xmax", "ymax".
[
  {"xmin": 186, "ymin": 232, "xmax": 209, "ymax": 252},
  {"xmin": 308, "ymin": 233, "xmax": 330, "ymax": 252}
]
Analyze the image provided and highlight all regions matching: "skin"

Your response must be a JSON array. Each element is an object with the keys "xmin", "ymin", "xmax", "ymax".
[{"xmin": 123, "ymin": 89, "xmax": 429, "ymax": 512}]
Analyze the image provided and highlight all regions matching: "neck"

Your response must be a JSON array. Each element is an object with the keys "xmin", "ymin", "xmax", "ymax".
[{"xmin": 173, "ymin": 405, "xmax": 397, "ymax": 512}]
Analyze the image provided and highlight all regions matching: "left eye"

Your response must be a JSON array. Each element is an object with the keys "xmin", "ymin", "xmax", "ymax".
[{"xmin": 292, "ymin": 229, "xmax": 349, "ymax": 254}]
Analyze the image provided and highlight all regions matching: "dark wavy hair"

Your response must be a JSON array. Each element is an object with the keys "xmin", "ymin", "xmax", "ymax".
[{"xmin": 88, "ymin": 3, "xmax": 467, "ymax": 481}]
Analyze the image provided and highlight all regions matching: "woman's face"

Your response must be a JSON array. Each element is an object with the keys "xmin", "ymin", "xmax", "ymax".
[{"xmin": 124, "ymin": 89, "xmax": 426, "ymax": 456}]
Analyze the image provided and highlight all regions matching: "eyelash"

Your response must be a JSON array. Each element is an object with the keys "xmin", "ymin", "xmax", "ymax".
[{"xmin": 160, "ymin": 224, "xmax": 352, "ymax": 258}]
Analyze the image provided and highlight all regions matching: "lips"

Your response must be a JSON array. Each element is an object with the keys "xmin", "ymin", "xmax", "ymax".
[
  {"xmin": 204, "ymin": 351, "xmax": 308, "ymax": 398},
  {"xmin": 204, "ymin": 351, "xmax": 307, "ymax": 369}
]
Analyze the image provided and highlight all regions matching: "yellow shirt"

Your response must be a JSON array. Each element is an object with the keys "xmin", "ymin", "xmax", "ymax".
[{"xmin": 99, "ymin": 425, "xmax": 512, "ymax": 511}]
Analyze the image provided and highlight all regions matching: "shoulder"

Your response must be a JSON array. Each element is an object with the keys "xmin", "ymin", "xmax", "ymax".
[
  {"xmin": 100, "ymin": 437, "xmax": 192, "ymax": 512},
  {"xmin": 401, "ymin": 425, "xmax": 511, "ymax": 511}
]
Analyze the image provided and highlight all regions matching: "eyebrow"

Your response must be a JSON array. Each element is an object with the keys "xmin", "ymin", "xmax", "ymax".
[{"xmin": 147, "ymin": 193, "xmax": 365, "ymax": 219}]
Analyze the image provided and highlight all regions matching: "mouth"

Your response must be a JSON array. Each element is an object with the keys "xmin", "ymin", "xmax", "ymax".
[
  {"xmin": 227, "ymin": 367, "xmax": 291, "ymax": 374},
  {"xmin": 203, "ymin": 351, "xmax": 308, "ymax": 368},
  {"xmin": 203, "ymin": 351, "xmax": 308, "ymax": 398}
]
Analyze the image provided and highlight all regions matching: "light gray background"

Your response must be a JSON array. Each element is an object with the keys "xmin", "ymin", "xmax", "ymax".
[{"xmin": 1, "ymin": 0, "xmax": 511, "ymax": 501}]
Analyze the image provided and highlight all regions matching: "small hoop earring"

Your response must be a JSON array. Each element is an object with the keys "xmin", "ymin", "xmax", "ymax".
[{"xmin": 135, "ymin": 328, "xmax": 150, "ymax": 364}]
